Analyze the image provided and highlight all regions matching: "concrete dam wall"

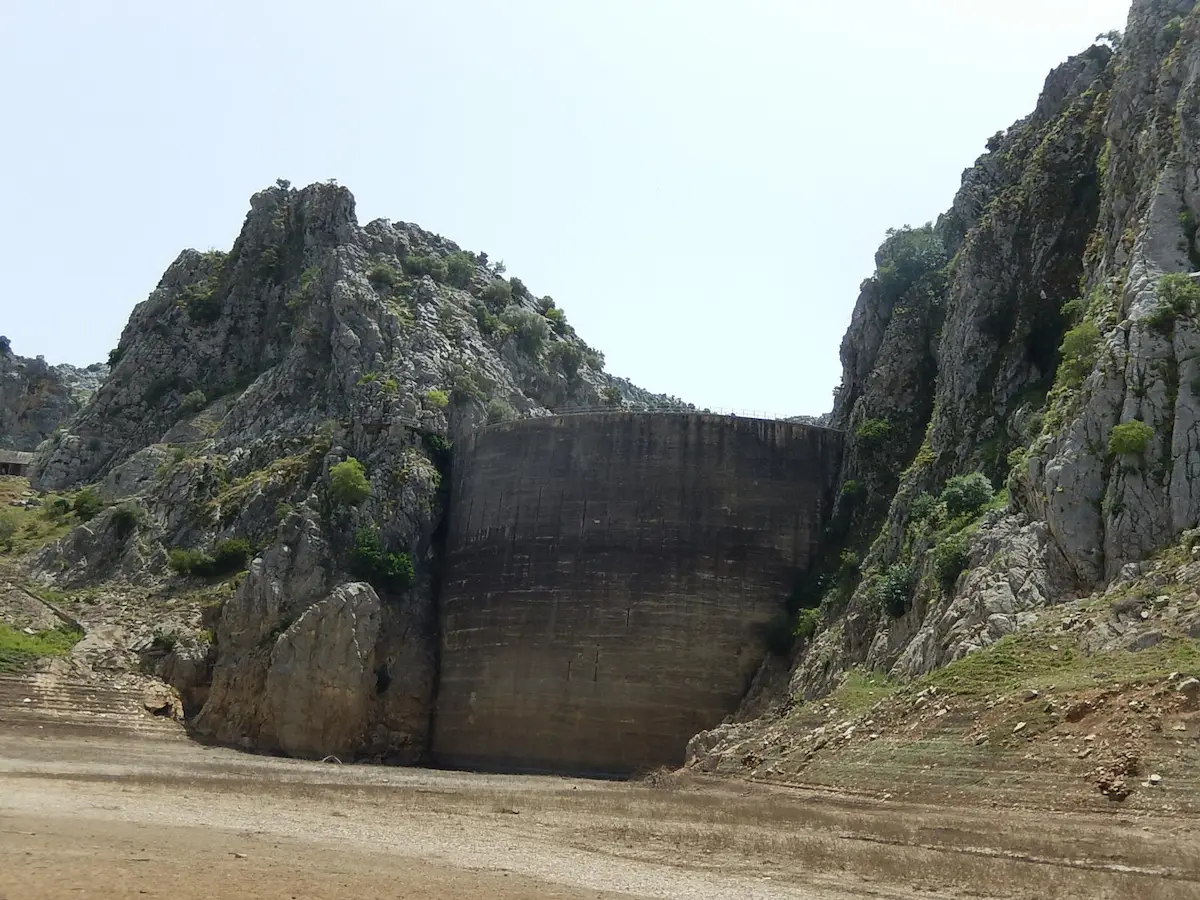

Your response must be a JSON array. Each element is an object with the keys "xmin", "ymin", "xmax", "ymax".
[{"xmin": 432, "ymin": 412, "xmax": 843, "ymax": 775}]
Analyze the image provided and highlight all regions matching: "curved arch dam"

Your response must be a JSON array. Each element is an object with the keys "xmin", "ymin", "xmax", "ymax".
[{"xmin": 433, "ymin": 412, "xmax": 843, "ymax": 775}]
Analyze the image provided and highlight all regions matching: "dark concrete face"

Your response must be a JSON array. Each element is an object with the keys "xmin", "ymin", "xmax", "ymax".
[{"xmin": 433, "ymin": 413, "xmax": 842, "ymax": 775}]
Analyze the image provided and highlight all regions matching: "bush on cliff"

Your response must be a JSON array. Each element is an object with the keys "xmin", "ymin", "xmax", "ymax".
[
  {"xmin": 501, "ymin": 308, "xmax": 549, "ymax": 357},
  {"xmin": 869, "ymin": 562, "xmax": 917, "ymax": 618},
  {"xmin": 1058, "ymin": 321, "xmax": 1101, "ymax": 387},
  {"xmin": 396, "ymin": 255, "xmax": 442, "ymax": 282},
  {"xmin": 932, "ymin": 532, "xmax": 971, "ymax": 592},
  {"xmin": 940, "ymin": 473, "xmax": 993, "ymax": 519},
  {"xmin": 424, "ymin": 389, "xmax": 450, "ymax": 409},
  {"xmin": 794, "ymin": 607, "xmax": 821, "ymax": 642},
  {"xmin": 72, "ymin": 489, "xmax": 105, "ymax": 522},
  {"xmin": 481, "ymin": 278, "xmax": 513, "ymax": 310},
  {"xmin": 1158, "ymin": 273, "xmax": 1200, "ymax": 315},
  {"xmin": 1109, "ymin": 420, "xmax": 1154, "ymax": 458},
  {"xmin": 445, "ymin": 252, "xmax": 477, "ymax": 288},
  {"xmin": 349, "ymin": 528, "xmax": 414, "ymax": 590},
  {"xmin": 330, "ymin": 458, "xmax": 370, "ymax": 506},
  {"xmin": 168, "ymin": 537, "xmax": 252, "ymax": 578},
  {"xmin": 854, "ymin": 418, "xmax": 892, "ymax": 450},
  {"xmin": 486, "ymin": 398, "xmax": 517, "ymax": 424}
]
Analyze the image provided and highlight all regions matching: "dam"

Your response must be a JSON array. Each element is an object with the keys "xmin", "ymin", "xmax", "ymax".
[{"xmin": 432, "ymin": 412, "xmax": 843, "ymax": 775}]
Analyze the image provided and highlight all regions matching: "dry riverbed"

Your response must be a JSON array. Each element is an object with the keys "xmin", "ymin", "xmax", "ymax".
[{"xmin": 1, "ymin": 724, "xmax": 1199, "ymax": 900}]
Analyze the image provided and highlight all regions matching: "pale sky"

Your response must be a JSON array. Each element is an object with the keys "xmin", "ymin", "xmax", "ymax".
[{"xmin": 1, "ymin": 0, "xmax": 1131, "ymax": 417}]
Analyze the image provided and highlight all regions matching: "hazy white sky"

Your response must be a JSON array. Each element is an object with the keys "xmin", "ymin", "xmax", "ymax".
[{"xmin": 1, "ymin": 0, "xmax": 1131, "ymax": 416}]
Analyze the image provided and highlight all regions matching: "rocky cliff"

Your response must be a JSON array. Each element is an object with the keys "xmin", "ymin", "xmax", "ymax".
[
  {"xmin": 0, "ymin": 339, "xmax": 106, "ymax": 451},
  {"xmin": 690, "ymin": 0, "xmax": 1200, "ymax": 776},
  {"xmin": 20, "ymin": 180, "xmax": 684, "ymax": 760},
  {"xmin": 9, "ymin": 0, "xmax": 1200, "ymax": 783}
]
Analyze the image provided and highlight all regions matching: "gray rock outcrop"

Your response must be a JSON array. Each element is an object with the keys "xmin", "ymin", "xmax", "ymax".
[
  {"xmin": 0, "ymin": 339, "xmax": 106, "ymax": 451},
  {"xmin": 23, "ymin": 179, "xmax": 680, "ymax": 762},
  {"xmin": 696, "ymin": 0, "xmax": 1200, "ymax": 765}
]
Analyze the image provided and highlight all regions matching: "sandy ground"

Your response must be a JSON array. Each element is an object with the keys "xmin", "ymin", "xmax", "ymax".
[{"xmin": 3, "ymin": 725, "xmax": 1200, "ymax": 900}]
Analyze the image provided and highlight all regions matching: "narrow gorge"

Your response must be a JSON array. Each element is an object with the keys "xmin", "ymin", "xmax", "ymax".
[{"xmin": 4, "ymin": 0, "xmax": 1200, "ymax": 797}]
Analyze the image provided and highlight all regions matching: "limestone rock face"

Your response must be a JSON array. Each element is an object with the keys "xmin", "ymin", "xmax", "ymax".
[
  {"xmin": 0, "ymin": 340, "xmax": 106, "ymax": 452},
  {"xmin": 264, "ymin": 582, "xmax": 383, "ymax": 759},
  {"xmin": 697, "ymin": 0, "xmax": 1200, "ymax": 769}
]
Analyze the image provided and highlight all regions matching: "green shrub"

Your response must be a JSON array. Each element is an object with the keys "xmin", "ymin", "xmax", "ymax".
[
  {"xmin": 72, "ymin": 489, "xmax": 104, "ymax": 522},
  {"xmin": 1158, "ymin": 273, "xmax": 1200, "ymax": 314},
  {"xmin": 1108, "ymin": 420, "xmax": 1155, "ymax": 457},
  {"xmin": 402, "ymin": 255, "xmax": 447, "ymax": 283},
  {"xmin": 482, "ymin": 278, "xmax": 513, "ymax": 309},
  {"xmin": 549, "ymin": 343, "xmax": 585, "ymax": 380},
  {"xmin": 932, "ymin": 532, "xmax": 972, "ymax": 591},
  {"xmin": 874, "ymin": 225, "xmax": 948, "ymax": 302},
  {"xmin": 349, "ymin": 528, "xmax": 414, "ymax": 590},
  {"xmin": 509, "ymin": 276, "xmax": 528, "ymax": 297},
  {"xmin": 472, "ymin": 302, "xmax": 506, "ymax": 337},
  {"xmin": 794, "ymin": 608, "xmax": 821, "ymax": 642},
  {"xmin": 0, "ymin": 625, "xmax": 83, "ymax": 673},
  {"xmin": 169, "ymin": 538, "xmax": 251, "ymax": 578},
  {"xmin": 49, "ymin": 498, "xmax": 71, "ymax": 518},
  {"xmin": 110, "ymin": 502, "xmax": 141, "ymax": 538},
  {"xmin": 500, "ymin": 308, "xmax": 549, "ymax": 356},
  {"xmin": 424, "ymin": 388, "xmax": 450, "ymax": 409},
  {"xmin": 451, "ymin": 369, "xmax": 488, "ymax": 402},
  {"xmin": 107, "ymin": 347, "xmax": 124, "ymax": 366},
  {"xmin": 870, "ymin": 562, "xmax": 917, "ymax": 618},
  {"xmin": 180, "ymin": 390, "xmax": 207, "ymax": 414},
  {"xmin": 1145, "ymin": 302, "xmax": 1179, "ymax": 334},
  {"xmin": 168, "ymin": 548, "xmax": 210, "ymax": 575},
  {"xmin": 544, "ymin": 305, "xmax": 569, "ymax": 335},
  {"xmin": 1058, "ymin": 321, "xmax": 1101, "ymax": 387},
  {"xmin": 909, "ymin": 492, "xmax": 938, "ymax": 522},
  {"xmin": 182, "ymin": 283, "xmax": 222, "ymax": 323},
  {"xmin": 840, "ymin": 479, "xmax": 865, "ymax": 500},
  {"xmin": 367, "ymin": 264, "xmax": 401, "ymax": 290},
  {"xmin": 210, "ymin": 538, "xmax": 252, "ymax": 573},
  {"xmin": 486, "ymin": 398, "xmax": 517, "ymax": 424},
  {"xmin": 855, "ymin": 418, "xmax": 892, "ymax": 450},
  {"xmin": 1163, "ymin": 16, "xmax": 1183, "ymax": 45},
  {"xmin": 1060, "ymin": 296, "xmax": 1086, "ymax": 326},
  {"xmin": 445, "ymin": 252, "xmax": 477, "ymax": 288},
  {"xmin": 600, "ymin": 386, "xmax": 624, "ymax": 407},
  {"xmin": 0, "ymin": 515, "xmax": 14, "ymax": 551},
  {"xmin": 329, "ymin": 458, "xmax": 370, "ymax": 506},
  {"xmin": 940, "ymin": 473, "xmax": 994, "ymax": 519}
]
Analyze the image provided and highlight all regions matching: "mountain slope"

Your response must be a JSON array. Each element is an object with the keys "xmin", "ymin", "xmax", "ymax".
[
  {"xmin": 0, "ymin": 339, "xmax": 106, "ymax": 452},
  {"xmin": 19, "ymin": 181, "xmax": 686, "ymax": 760},
  {"xmin": 691, "ymin": 0, "xmax": 1200, "ymax": 799}
]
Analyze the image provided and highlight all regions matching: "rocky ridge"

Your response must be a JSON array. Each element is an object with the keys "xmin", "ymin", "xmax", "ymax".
[
  {"xmin": 691, "ymin": 0, "xmax": 1200, "ymax": 795},
  {"xmin": 0, "ymin": 338, "xmax": 106, "ymax": 451},
  {"xmin": 10, "ymin": 181, "xmax": 683, "ymax": 761}
]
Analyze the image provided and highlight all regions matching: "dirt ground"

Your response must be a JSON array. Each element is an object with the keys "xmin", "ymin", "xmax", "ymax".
[{"xmin": 3, "ymin": 724, "xmax": 1200, "ymax": 900}]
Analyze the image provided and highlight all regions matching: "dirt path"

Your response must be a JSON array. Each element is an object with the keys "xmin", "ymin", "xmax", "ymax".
[{"xmin": 2, "ymin": 725, "xmax": 1199, "ymax": 899}]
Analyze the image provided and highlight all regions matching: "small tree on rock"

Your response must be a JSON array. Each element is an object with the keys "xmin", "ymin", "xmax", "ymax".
[{"xmin": 330, "ymin": 458, "xmax": 370, "ymax": 506}]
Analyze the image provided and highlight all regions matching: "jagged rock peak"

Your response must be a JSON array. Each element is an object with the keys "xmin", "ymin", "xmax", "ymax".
[{"xmin": 0, "ymin": 337, "xmax": 107, "ymax": 452}]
